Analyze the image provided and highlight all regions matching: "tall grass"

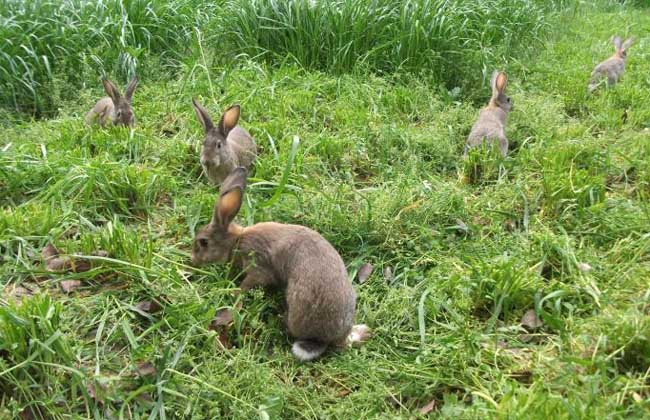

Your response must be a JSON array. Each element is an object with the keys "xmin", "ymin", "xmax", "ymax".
[
  {"xmin": 0, "ymin": 0, "xmax": 209, "ymax": 115},
  {"xmin": 1, "ymin": 0, "xmax": 568, "ymax": 116},
  {"xmin": 219, "ymin": 0, "xmax": 552, "ymax": 89}
]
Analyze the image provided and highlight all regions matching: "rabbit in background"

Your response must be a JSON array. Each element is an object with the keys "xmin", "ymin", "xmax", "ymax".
[
  {"xmin": 465, "ymin": 71, "xmax": 512, "ymax": 157},
  {"xmin": 589, "ymin": 35, "xmax": 634, "ymax": 93},
  {"xmin": 192, "ymin": 100, "xmax": 256, "ymax": 185},
  {"xmin": 85, "ymin": 76, "xmax": 138, "ymax": 127},
  {"xmin": 191, "ymin": 167, "xmax": 371, "ymax": 362}
]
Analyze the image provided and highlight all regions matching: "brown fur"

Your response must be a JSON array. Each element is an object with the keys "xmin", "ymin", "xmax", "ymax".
[
  {"xmin": 465, "ymin": 71, "xmax": 512, "ymax": 157},
  {"xmin": 85, "ymin": 76, "xmax": 138, "ymax": 127},
  {"xmin": 192, "ymin": 168, "xmax": 358, "ymax": 358},
  {"xmin": 589, "ymin": 35, "xmax": 634, "ymax": 93},
  {"xmin": 192, "ymin": 100, "xmax": 257, "ymax": 185}
]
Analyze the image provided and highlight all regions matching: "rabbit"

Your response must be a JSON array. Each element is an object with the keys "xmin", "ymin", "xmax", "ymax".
[
  {"xmin": 85, "ymin": 76, "xmax": 138, "ymax": 127},
  {"xmin": 192, "ymin": 167, "xmax": 371, "ymax": 362},
  {"xmin": 589, "ymin": 35, "xmax": 634, "ymax": 93},
  {"xmin": 192, "ymin": 99, "xmax": 257, "ymax": 185},
  {"xmin": 465, "ymin": 71, "xmax": 512, "ymax": 157}
]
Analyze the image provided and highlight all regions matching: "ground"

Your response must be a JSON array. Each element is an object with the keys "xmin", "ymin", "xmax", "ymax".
[{"xmin": 2, "ymin": 1, "xmax": 650, "ymax": 419}]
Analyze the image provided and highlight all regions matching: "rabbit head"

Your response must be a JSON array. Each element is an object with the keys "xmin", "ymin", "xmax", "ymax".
[
  {"xmin": 192, "ymin": 99, "xmax": 241, "ymax": 171},
  {"xmin": 102, "ymin": 76, "xmax": 138, "ymax": 127},
  {"xmin": 613, "ymin": 35, "xmax": 634, "ymax": 59},
  {"xmin": 192, "ymin": 167, "xmax": 247, "ymax": 266},
  {"xmin": 489, "ymin": 71, "xmax": 512, "ymax": 112}
]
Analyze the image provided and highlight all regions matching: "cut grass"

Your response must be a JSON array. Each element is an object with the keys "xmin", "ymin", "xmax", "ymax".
[{"xmin": 2, "ymin": 0, "xmax": 650, "ymax": 418}]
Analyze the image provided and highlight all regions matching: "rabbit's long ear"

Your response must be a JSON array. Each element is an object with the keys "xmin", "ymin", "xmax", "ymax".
[
  {"xmin": 496, "ymin": 72, "xmax": 508, "ymax": 93},
  {"xmin": 125, "ymin": 75, "xmax": 138, "ymax": 102},
  {"xmin": 213, "ymin": 167, "xmax": 248, "ymax": 229},
  {"xmin": 612, "ymin": 35, "xmax": 622, "ymax": 51},
  {"xmin": 218, "ymin": 105, "xmax": 240, "ymax": 137},
  {"xmin": 621, "ymin": 37, "xmax": 634, "ymax": 52},
  {"xmin": 102, "ymin": 79, "xmax": 121, "ymax": 103},
  {"xmin": 192, "ymin": 98, "xmax": 214, "ymax": 132}
]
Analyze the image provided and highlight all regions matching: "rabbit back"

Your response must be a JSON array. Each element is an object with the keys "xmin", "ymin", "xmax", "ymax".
[
  {"xmin": 239, "ymin": 222, "xmax": 356, "ymax": 344},
  {"xmin": 85, "ymin": 97, "xmax": 115, "ymax": 126},
  {"xmin": 229, "ymin": 126, "xmax": 257, "ymax": 169},
  {"xmin": 466, "ymin": 107, "xmax": 508, "ymax": 155},
  {"xmin": 591, "ymin": 57, "xmax": 625, "ymax": 86}
]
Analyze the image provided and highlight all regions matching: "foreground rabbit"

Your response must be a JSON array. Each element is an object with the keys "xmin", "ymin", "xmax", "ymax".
[
  {"xmin": 85, "ymin": 76, "xmax": 138, "ymax": 127},
  {"xmin": 192, "ymin": 167, "xmax": 370, "ymax": 361},
  {"xmin": 589, "ymin": 35, "xmax": 634, "ymax": 93},
  {"xmin": 192, "ymin": 99, "xmax": 256, "ymax": 185},
  {"xmin": 465, "ymin": 71, "xmax": 512, "ymax": 157}
]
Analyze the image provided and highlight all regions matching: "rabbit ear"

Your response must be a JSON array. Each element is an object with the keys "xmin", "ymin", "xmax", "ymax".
[
  {"xmin": 218, "ymin": 105, "xmax": 241, "ymax": 137},
  {"xmin": 621, "ymin": 37, "xmax": 634, "ymax": 51},
  {"xmin": 124, "ymin": 75, "xmax": 138, "ymax": 102},
  {"xmin": 102, "ymin": 79, "xmax": 121, "ymax": 103},
  {"xmin": 612, "ymin": 35, "xmax": 622, "ymax": 51},
  {"xmin": 213, "ymin": 167, "xmax": 248, "ymax": 229},
  {"xmin": 192, "ymin": 98, "xmax": 214, "ymax": 132},
  {"xmin": 492, "ymin": 71, "xmax": 507, "ymax": 94}
]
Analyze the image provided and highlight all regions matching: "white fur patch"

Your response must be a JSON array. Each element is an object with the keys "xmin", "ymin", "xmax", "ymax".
[
  {"xmin": 291, "ymin": 342, "xmax": 325, "ymax": 362},
  {"xmin": 347, "ymin": 324, "xmax": 371, "ymax": 346}
]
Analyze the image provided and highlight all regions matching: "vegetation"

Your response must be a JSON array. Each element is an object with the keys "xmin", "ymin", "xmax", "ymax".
[{"xmin": 2, "ymin": 0, "xmax": 650, "ymax": 418}]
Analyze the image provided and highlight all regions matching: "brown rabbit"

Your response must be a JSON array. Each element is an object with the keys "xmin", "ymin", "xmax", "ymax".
[
  {"xmin": 192, "ymin": 167, "xmax": 370, "ymax": 361},
  {"xmin": 85, "ymin": 77, "xmax": 138, "ymax": 127},
  {"xmin": 465, "ymin": 71, "xmax": 512, "ymax": 157},
  {"xmin": 192, "ymin": 100, "xmax": 256, "ymax": 185},
  {"xmin": 589, "ymin": 35, "xmax": 634, "ymax": 93}
]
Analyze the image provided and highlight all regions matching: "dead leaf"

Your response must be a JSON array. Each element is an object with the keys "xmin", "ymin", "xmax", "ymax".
[
  {"xmin": 383, "ymin": 266, "xmax": 393, "ymax": 282},
  {"xmin": 135, "ymin": 300, "xmax": 163, "ymax": 314},
  {"xmin": 60, "ymin": 280, "xmax": 82, "ymax": 293},
  {"xmin": 521, "ymin": 309, "xmax": 543, "ymax": 331},
  {"xmin": 632, "ymin": 392, "xmax": 642, "ymax": 403},
  {"xmin": 6, "ymin": 284, "xmax": 33, "ymax": 302},
  {"xmin": 135, "ymin": 361, "xmax": 157, "ymax": 378},
  {"xmin": 43, "ymin": 244, "xmax": 108, "ymax": 273},
  {"xmin": 42, "ymin": 243, "xmax": 59, "ymax": 261},
  {"xmin": 419, "ymin": 399, "xmax": 437, "ymax": 415},
  {"xmin": 209, "ymin": 308, "xmax": 233, "ymax": 330},
  {"xmin": 357, "ymin": 263, "xmax": 373, "ymax": 284}
]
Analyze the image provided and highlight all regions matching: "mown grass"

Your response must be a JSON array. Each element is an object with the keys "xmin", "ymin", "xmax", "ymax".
[{"xmin": 2, "ymin": 0, "xmax": 650, "ymax": 418}]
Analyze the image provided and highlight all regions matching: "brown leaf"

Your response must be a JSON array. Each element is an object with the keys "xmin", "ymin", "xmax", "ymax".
[
  {"xmin": 60, "ymin": 280, "xmax": 82, "ymax": 293},
  {"xmin": 92, "ymin": 250, "xmax": 110, "ymax": 258},
  {"xmin": 6, "ymin": 284, "xmax": 33, "ymax": 302},
  {"xmin": 383, "ymin": 266, "xmax": 393, "ymax": 282},
  {"xmin": 357, "ymin": 263, "xmax": 373, "ymax": 284},
  {"xmin": 135, "ymin": 361, "xmax": 157, "ymax": 378},
  {"xmin": 521, "ymin": 309, "xmax": 543, "ymax": 331},
  {"xmin": 209, "ymin": 308, "xmax": 234, "ymax": 330},
  {"xmin": 42, "ymin": 243, "xmax": 59, "ymax": 261},
  {"xmin": 419, "ymin": 399, "xmax": 437, "ymax": 415},
  {"xmin": 135, "ymin": 300, "xmax": 163, "ymax": 314}
]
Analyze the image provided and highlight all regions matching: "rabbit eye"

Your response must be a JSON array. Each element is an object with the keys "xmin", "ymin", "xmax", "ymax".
[
  {"xmin": 217, "ymin": 142, "xmax": 222, "ymax": 149},
  {"xmin": 198, "ymin": 238, "xmax": 208, "ymax": 248},
  {"xmin": 116, "ymin": 110, "xmax": 122, "ymax": 117}
]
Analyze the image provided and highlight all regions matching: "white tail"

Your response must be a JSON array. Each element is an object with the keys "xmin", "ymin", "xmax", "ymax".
[{"xmin": 291, "ymin": 340, "xmax": 328, "ymax": 362}]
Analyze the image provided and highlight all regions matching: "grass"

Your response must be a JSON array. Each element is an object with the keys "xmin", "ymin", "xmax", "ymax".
[
  {"xmin": 2, "ymin": 0, "xmax": 650, "ymax": 418},
  {"xmin": 1, "ymin": 0, "xmax": 556, "ymax": 116}
]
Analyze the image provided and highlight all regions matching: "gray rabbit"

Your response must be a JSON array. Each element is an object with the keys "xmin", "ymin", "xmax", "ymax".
[
  {"xmin": 465, "ymin": 71, "xmax": 512, "ymax": 157},
  {"xmin": 192, "ymin": 100, "xmax": 256, "ymax": 185},
  {"xmin": 589, "ymin": 35, "xmax": 634, "ymax": 93},
  {"xmin": 192, "ymin": 168, "xmax": 371, "ymax": 361},
  {"xmin": 85, "ymin": 77, "xmax": 138, "ymax": 127}
]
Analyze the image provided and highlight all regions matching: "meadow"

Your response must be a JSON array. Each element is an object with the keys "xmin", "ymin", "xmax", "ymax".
[{"xmin": 2, "ymin": 0, "xmax": 650, "ymax": 418}]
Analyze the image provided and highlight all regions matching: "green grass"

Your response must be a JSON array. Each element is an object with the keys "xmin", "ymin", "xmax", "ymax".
[{"xmin": 2, "ymin": 0, "xmax": 650, "ymax": 418}]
